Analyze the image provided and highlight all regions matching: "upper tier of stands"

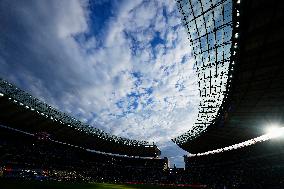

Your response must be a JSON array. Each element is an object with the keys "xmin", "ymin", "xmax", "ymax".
[{"xmin": 0, "ymin": 79, "xmax": 160, "ymax": 157}]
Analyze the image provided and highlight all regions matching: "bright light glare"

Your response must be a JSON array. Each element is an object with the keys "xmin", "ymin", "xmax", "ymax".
[
  {"xmin": 266, "ymin": 126, "xmax": 284, "ymax": 139},
  {"xmin": 188, "ymin": 125, "xmax": 284, "ymax": 157}
]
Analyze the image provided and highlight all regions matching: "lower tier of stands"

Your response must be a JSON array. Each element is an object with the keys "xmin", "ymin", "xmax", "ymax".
[
  {"xmin": 1, "ymin": 124, "xmax": 283, "ymax": 188},
  {"xmin": 184, "ymin": 139, "xmax": 284, "ymax": 189},
  {"xmin": 0, "ymin": 126, "xmax": 168, "ymax": 183}
]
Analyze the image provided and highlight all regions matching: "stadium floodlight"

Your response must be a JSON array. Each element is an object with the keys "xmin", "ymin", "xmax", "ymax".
[
  {"xmin": 265, "ymin": 125, "xmax": 284, "ymax": 139},
  {"xmin": 235, "ymin": 33, "xmax": 239, "ymax": 39}
]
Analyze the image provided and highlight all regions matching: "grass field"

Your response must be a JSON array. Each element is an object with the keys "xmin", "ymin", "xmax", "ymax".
[{"xmin": 0, "ymin": 180, "xmax": 202, "ymax": 189}]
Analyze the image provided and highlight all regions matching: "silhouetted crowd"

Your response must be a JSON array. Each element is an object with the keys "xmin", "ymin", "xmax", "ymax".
[
  {"xmin": 0, "ymin": 127, "xmax": 283, "ymax": 188},
  {"xmin": 184, "ymin": 139, "xmax": 284, "ymax": 189},
  {"xmin": 0, "ymin": 127, "xmax": 167, "ymax": 183}
]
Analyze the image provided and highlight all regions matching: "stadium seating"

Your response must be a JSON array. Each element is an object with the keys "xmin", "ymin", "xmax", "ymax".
[
  {"xmin": 0, "ymin": 126, "xmax": 168, "ymax": 183},
  {"xmin": 184, "ymin": 139, "xmax": 284, "ymax": 188}
]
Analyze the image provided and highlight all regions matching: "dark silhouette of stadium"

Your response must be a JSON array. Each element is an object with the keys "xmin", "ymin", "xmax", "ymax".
[{"xmin": 0, "ymin": 0, "xmax": 283, "ymax": 188}]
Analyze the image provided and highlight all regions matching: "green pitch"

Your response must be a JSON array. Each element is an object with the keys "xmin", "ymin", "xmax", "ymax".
[{"xmin": 0, "ymin": 180, "xmax": 197, "ymax": 189}]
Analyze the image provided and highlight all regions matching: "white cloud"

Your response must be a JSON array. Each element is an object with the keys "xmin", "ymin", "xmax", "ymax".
[{"xmin": 0, "ymin": 0, "xmax": 200, "ymax": 167}]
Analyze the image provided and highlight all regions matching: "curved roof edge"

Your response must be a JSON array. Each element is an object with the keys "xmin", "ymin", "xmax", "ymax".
[
  {"xmin": 172, "ymin": 0, "xmax": 240, "ymax": 147},
  {"xmin": 0, "ymin": 78, "xmax": 150, "ymax": 147}
]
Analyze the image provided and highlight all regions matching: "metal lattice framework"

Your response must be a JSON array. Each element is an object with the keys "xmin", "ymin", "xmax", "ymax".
[
  {"xmin": 173, "ymin": 0, "xmax": 240, "ymax": 145},
  {"xmin": 0, "ymin": 78, "xmax": 149, "ymax": 146}
]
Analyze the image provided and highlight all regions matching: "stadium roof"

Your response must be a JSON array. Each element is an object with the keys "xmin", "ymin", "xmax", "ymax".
[
  {"xmin": 173, "ymin": 0, "xmax": 235, "ymax": 145},
  {"xmin": 0, "ymin": 79, "xmax": 160, "ymax": 157},
  {"xmin": 173, "ymin": 0, "xmax": 284, "ymax": 153}
]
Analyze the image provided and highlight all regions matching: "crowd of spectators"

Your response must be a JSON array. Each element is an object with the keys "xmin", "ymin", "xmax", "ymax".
[
  {"xmin": 184, "ymin": 139, "xmax": 284, "ymax": 189},
  {"xmin": 1, "ymin": 126, "xmax": 283, "ymax": 188},
  {"xmin": 0, "ymin": 127, "xmax": 167, "ymax": 183}
]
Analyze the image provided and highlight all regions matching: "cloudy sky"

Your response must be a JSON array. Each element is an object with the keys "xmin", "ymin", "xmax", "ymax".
[{"xmin": 0, "ymin": 0, "xmax": 200, "ymax": 167}]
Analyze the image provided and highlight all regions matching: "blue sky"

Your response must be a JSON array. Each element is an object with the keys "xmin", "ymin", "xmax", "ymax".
[{"xmin": 0, "ymin": 0, "xmax": 200, "ymax": 167}]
